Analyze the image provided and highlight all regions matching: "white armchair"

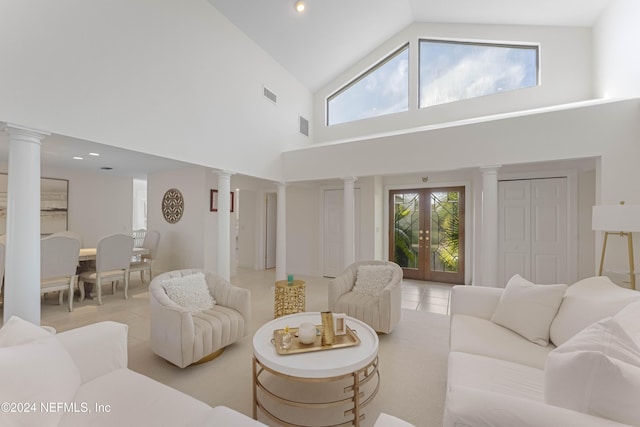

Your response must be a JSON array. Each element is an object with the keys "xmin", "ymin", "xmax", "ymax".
[
  {"xmin": 149, "ymin": 269, "xmax": 251, "ymax": 368},
  {"xmin": 328, "ymin": 260, "xmax": 403, "ymax": 334}
]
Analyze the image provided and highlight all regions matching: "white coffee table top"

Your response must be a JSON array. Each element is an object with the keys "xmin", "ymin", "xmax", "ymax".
[{"xmin": 253, "ymin": 312, "xmax": 379, "ymax": 379}]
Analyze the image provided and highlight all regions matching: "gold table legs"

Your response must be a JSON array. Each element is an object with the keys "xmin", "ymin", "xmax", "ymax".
[{"xmin": 252, "ymin": 356, "xmax": 380, "ymax": 427}]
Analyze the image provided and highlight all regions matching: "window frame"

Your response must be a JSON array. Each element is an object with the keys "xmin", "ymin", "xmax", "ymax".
[
  {"xmin": 326, "ymin": 43, "xmax": 410, "ymax": 126},
  {"xmin": 418, "ymin": 38, "xmax": 540, "ymax": 109}
]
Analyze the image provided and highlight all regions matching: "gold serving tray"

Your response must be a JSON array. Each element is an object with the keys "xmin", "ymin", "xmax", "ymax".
[{"xmin": 273, "ymin": 325, "xmax": 360, "ymax": 355}]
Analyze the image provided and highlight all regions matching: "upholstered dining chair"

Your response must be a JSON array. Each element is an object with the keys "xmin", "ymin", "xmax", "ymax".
[
  {"xmin": 79, "ymin": 234, "xmax": 134, "ymax": 305},
  {"xmin": 328, "ymin": 260, "xmax": 403, "ymax": 333},
  {"xmin": 128, "ymin": 230, "xmax": 160, "ymax": 283},
  {"xmin": 40, "ymin": 235, "xmax": 81, "ymax": 311},
  {"xmin": 51, "ymin": 230, "xmax": 84, "ymax": 248},
  {"xmin": 132, "ymin": 229, "xmax": 146, "ymax": 248}
]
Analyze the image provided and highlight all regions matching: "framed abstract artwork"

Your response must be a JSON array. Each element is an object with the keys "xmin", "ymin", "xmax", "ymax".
[{"xmin": 0, "ymin": 173, "xmax": 69, "ymax": 235}]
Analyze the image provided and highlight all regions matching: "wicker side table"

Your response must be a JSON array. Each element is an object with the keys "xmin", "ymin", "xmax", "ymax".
[{"xmin": 274, "ymin": 280, "xmax": 306, "ymax": 318}]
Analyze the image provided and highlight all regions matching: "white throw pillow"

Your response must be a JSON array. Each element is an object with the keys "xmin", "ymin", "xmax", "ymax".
[
  {"xmin": 162, "ymin": 272, "xmax": 215, "ymax": 314},
  {"xmin": 0, "ymin": 337, "xmax": 81, "ymax": 426},
  {"xmin": 491, "ymin": 274, "xmax": 567, "ymax": 346},
  {"xmin": 0, "ymin": 315, "xmax": 54, "ymax": 346},
  {"xmin": 545, "ymin": 315, "xmax": 640, "ymax": 425},
  {"xmin": 352, "ymin": 265, "xmax": 394, "ymax": 297}
]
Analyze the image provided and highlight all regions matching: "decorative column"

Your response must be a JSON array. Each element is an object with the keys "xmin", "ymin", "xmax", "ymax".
[
  {"xmin": 343, "ymin": 176, "xmax": 357, "ymax": 269},
  {"xmin": 3, "ymin": 124, "xmax": 50, "ymax": 325},
  {"xmin": 216, "ymin": 170, "xmax": 234, "ymax": 281},
  {"xmin": 480, "ymin": 166, "xmax": 501, "ymax": 287},
  {"xmin": 275, "ymin": 182, "xmax": 287, "ymax": 282}
]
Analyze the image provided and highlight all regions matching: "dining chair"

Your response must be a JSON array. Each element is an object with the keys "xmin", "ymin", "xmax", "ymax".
[
  {"xmin": 129, "ymin": 230, "xmax": 160, "ymax": 283},
  {"xmin": 132, "ymin": 229, "xmax": 146, "ymax": 248},
  {"xmin": 40, "ymin": 235, "xmax": 81, "ymax": 311},
  {"xmin": 79, "ymin": 234, "xmax": 134, "ymax": 305},
  {"xmin": 51, "ymin": 230, "xmax": 84, "ymax": 248}
]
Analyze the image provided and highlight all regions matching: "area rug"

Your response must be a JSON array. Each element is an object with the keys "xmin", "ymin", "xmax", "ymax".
[{"xmin": 127, "ymin": 309, "xmax": 450, "ymax": 427}]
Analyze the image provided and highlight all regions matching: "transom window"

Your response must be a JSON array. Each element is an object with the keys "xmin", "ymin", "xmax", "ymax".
[
  {"xmin": 327, "ymin": 44, "xmax": 409, "ymax": 126},
  {"xmin": 419, "ymin": 39, "xmax": 538, "ymax": 108}
]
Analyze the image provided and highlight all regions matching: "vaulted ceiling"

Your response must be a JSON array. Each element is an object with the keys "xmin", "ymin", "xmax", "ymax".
[{"xmin": 207, "ymin": 0, "xmax": 612, "ymax": 91}]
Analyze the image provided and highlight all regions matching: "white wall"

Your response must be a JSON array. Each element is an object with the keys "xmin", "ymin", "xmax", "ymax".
[
  {"xmin": 0, "ymin": 0, "xmax": 312, "ymax": 182},
  {"xmin": 314, "ymin": 22, "xmax": 593, "ymax": 143},
  {"xmin": 147, "ymin": 167, "xmax": 207, "ymax": 274},
  {"xmin": 593, "ymin": 0, "xmax": 640, "ymax": 98},
  {"xmin": 38, "ymin": 166, "xmax": 132, "ymax": 247},
  {"xmin": 0, "ymin": 163, "xmax": 133, "ymax": 247},
  {"xmin": 286, "ymin": 185, "xmax": 321, "ymax": 277}
]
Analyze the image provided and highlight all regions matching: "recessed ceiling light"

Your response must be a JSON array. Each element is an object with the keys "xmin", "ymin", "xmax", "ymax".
[
  {"xmin": 294, "ymin": 0, "xmax": 305, "ymax": 13},
  {"xmin": 73, "ymin": 156, "xmax": 83, "ymax": 160},
  {"xmin": 89, "ymin": 152, "xmax": 100, "ymax": 156}
]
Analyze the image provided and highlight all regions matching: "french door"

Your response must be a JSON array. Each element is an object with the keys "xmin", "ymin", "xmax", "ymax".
[{"xmin": 389, "ymin": 187, "xmax": 465, "ymax": 283}]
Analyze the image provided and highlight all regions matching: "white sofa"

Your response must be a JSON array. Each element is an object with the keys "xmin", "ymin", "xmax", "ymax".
[
  {"xmin": 0, "ymin": 316, "xmax": 265, "ymax": 427},
  {"xmin": 444, "ymin": 276, "xmax": 640, "ymax": 427}
]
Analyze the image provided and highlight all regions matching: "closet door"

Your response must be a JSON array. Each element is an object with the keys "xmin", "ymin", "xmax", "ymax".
[{"xmin": 498, "ymin": 178, "xmax": 567, "ymax": 286}]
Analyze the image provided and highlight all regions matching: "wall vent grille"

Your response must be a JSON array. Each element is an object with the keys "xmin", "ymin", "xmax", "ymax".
[
  {"xmin": 263, "ymin": 86, "xmax": 277, "ymax": 104},
  {"xmin": 299, "ymin": 116, "xmax": 309, "ymax": 136}
]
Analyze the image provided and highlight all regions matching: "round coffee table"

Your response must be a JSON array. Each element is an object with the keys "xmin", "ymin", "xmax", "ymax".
[{"xmin": 252, "ymin": 312, "xmax": 379, "ymax": 427}]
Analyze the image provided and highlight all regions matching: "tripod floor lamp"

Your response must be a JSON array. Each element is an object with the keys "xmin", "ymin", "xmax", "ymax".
[{"xmin": 592, "ymin": 202, "xmax": 640, "ymax": 291}]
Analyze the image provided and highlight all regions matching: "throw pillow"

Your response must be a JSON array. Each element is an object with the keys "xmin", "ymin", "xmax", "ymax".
[
  {"xmin": 162, "ymin": 272, "xmax": 215, "ymax": 314},
  {"xmin": 0, "ymin": 315, "xmax": 54, "ymax": 347},
  {"xmin": 0, "ymin": 337, "xmax": 81, "ymax": 427},
  {"xmin": 491, "ymin": 274, "xmax": 567, "ymax": 346},
  {"xmin": 352, "ymin": 265, "xmax": 394, "ymax": 297},
  {"xmin": 545, "ymin": 315, "xmax": 640, "ymax": 425}
]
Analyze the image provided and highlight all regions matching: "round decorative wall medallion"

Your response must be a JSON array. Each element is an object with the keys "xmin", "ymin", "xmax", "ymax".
[{"xmin": 162, "ymin": 188, "xmax": 184, "ymax": 224}]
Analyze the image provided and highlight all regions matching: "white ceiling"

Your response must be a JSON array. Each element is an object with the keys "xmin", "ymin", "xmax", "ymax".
[
  {"xmin": 2, "ymin": 0, "xmax": 612, "ymax": 178},
  {"xmin": 0, "ymin": 129, "xmax": 192, "ymax": 180},
  {"xmin": 207, "ymin": 0, "xmax": 612, "ymax": 91}
]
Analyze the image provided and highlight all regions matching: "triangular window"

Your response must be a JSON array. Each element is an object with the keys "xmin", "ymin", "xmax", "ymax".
[{"xmin": 327, "ymin": 44, "xmax": 409, "ymax": 126}]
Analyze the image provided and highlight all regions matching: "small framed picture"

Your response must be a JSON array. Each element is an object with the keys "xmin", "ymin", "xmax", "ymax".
[
  {"xmin": 210, "ymin": 190, "xmax": 234, "ymax": 212},
  {"xmin": 333, "ymin": 313, "xmax": 347, "ymax": 336}
]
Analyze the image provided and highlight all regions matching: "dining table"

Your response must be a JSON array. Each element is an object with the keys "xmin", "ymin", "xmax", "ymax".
[{"xmin": 78, "ymin": 247, "xmax": 149, "ymax": 262}]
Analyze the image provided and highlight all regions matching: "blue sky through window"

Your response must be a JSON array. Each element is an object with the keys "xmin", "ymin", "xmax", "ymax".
[
  {"xmin": 327, "ymin": 45, "xmax": 409, "ymax": 126},
  {"xmin": 419, "ymin": 40, "xmax": 538, "ymax": 107}
]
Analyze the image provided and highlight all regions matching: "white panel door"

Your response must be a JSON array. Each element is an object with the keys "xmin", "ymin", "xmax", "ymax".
[
  {"xmin": 323, "ymin": 189, "xmax": 360, "ymax": 278},
  {"xmin": 498, "ymin": 180, "xmax": 531, "ymax": 285},
  {"xmin": 265, "ymin": 192, "xmax": 277, "ymax": 269},
  {"xmin": 531, "ymin": 178, "xmax": 567, "ymax": 284},
  {"xmin": 498, "ymin": 178, "xmax": 568, "ymax": 286}
]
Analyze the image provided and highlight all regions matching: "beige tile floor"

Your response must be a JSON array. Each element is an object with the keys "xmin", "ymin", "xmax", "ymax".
[
  {"xmin": 5, "ymin": 270, "xmax": 454, "ymax": 332},
  {"xmin": 401, "ymin": 278, "xmax": 453, "ymax": 315}
]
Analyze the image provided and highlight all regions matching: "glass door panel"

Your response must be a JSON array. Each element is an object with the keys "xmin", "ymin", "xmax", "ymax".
[
  {"xmin": 392, "ymin": 192, "xmax": 421, "ymax": 278},
  {"xmin": 429, "ymin": 190, "xmax": 463, "ymax": 283},
  {"xmin": 389, "ymin": 187, "xmax": 464, "ymax": 284}
]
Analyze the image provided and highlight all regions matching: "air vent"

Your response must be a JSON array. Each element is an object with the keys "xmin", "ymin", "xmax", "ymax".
[
  {"xmin": 299, "ymin": 116, "xmax": 309, "ymax": 136},
  {"xmin": 263, "ymin": 86, "xmax": 277, "ymax": 104}
]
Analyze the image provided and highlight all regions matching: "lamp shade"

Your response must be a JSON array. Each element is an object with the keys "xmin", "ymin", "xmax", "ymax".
[{"xmin": 592, "ymin": 204, "xmax": 640, "ymax": 232}]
